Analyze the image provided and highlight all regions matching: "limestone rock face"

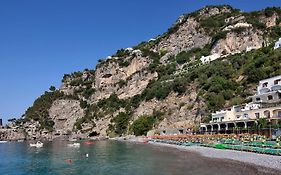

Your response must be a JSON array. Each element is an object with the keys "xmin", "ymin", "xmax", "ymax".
[
  {"xmin": 93, "ymin": 116, "xmax": 112, "ymax": 136},
  {"xmin": 0, "ymin": 129, "xmax": 25, "ymax": 141},
  {"xmin": 117, "ymin": 71, "xmax": 158, "ymax": 99},
  {"xmin": 260, "ymin": 13, "xmax": 278, "ymax": 28},
  {"xmin": 49, "ymin": 99, "xmax": 84, "ymax": 135},
  {"xmin": 93, "ymin": 56, "xmax": 151, "ymax": 101},
  {"xmin": 133, "ymin": 84, "xmax": 204, "ymax": 129},
  {"xmin": 197, "ymin": 6, "xmax": 233, "ymax": 20},
  {"xmin": 155, "ymin": 17, "xmax": 211, "ymax": 55},
  {"xmin": 211, "ymin": 28, "xmax": 264, "ymax": 55}
]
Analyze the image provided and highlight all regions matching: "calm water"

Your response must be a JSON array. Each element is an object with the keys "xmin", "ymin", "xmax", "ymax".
[{"xmin": 0, "ymin": 141, "xmax": 279, "ymax": 175}]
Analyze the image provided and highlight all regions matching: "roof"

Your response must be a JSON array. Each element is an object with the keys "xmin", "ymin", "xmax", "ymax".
[{"xmin": 259, "ymin": 75, "xmax": 281, "ymax": 83}]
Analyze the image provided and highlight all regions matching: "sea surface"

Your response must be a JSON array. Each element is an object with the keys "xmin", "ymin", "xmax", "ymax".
[{"xmin": 0, "ymin": 140, "xmax": 279, "ymax": 175}]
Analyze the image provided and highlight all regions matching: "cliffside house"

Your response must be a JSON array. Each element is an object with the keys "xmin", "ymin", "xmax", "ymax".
[
  {"xmin": 274, "ymin": 38, "xmax": 281, "ymax": 50},
  {"xmin": 200, "ymin": 53, "xmax": 221, "ymax": 64},
  {"xmin": 200, "ymin": 75, "xmax": 281, "ymax": 137}
]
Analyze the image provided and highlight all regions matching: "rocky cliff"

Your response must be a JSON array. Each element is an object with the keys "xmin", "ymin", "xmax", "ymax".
[
  {"xmin": 0, "ymin": 128, "xmax": 25, "ymax": 141},
  {"xmin": 16, "ymin": 5, "xmax": 281, "ymax": 139}
]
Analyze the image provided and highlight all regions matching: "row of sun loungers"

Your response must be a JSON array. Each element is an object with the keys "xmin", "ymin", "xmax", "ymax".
[{"xmin": 150, "ymin": 134, "xmax": 281, "ymax": 156}]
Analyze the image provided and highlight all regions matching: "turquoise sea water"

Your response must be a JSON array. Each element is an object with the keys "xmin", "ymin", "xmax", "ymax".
[{"xmin": 0, "ymin": 141, "xmax": 279, "ymax": 175}]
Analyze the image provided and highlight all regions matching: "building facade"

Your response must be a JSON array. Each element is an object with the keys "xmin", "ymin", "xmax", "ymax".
[
  {"xmin": 200, "ymin": 75, "xmax": 281, "ymax": 134},
  {"xmin": 251, "ymin": 75, "xmax": 281, "ymax": 103},
  {"xmin": 200, "ymin": 53, "xmax": 221, "ymax": 64}
]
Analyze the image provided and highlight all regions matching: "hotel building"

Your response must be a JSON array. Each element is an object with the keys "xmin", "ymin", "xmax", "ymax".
[{"xmin": 200, "ymin": 75, "xmax": 281, "ymax": 134}]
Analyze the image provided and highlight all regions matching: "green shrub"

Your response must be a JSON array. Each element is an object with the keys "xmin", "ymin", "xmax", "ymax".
[
  {"xmin": 175, "ymin": 51, "xmax": 191, "ymax": 64},
  {"xmin": 82, "ymin": 87, "xmax": 95, "ymax": 99},
  {"xmin": 80, "ymin": 100, "xmax": 88, "ymax": 109},
  {"xmin": 24, "ymin": 90, "xmax": 65, "ymax": 131},
  {"xmin": 49, "ymin": 86, "xmax": 56, "ymax": 91},
  {"xmin": 114, "ymin": 49, "xmax": 130, "ymax": 58},
  {"xmin": 212, "ymin": 31, "xmax": 228, "ymax": 45},
  {"xmin": 111, "ymin": 112, "xmax": 131, "ymax": 135},
  {"xmin": 118, "ymin": 60, "xmax": 130, "ymax": 67},
  {"xmin": 205, "ymin": 92, "xmax": 225, "ymax": 112},
  {"xmin": 70, "ymin": 78, "xmax": 83, "ymax": 86},
  {"xmin": 97, "ymin": 94, "xmax": 126, "ymax": 114},
  {"xmin": 131, "ymin": 110, "xmax": 165, "ymax": 136},
  {"xmin": 117, "ymin": 80, "xmax": 126, "ymax": 88},
  {"xmin": 270, "ymin": 26, "xmax": 281, "ymax": 40},
  {"xmin": 245, "ymin": 17, "xmax": 266, "ymax": 29},
  {"xmin": 264, "ymin": 7, "xmax": 281, "ymax": 17},
  {"xmin": 131, "ymin": 116, "xmax": 154, "ymax": 136}
]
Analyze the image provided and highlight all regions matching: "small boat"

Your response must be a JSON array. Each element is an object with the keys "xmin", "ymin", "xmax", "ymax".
[
  {"xmin": 30, "ymin": 141, "xmax": 43, "ymax": 148},
  {"xmin": 0, "ymin": 141, "xmax": 8, "ymax": 143},
  {"xmin": 69, "ymin": 138, "xmax": 77, "ymax": 142},
  {"xmin": 65, "ymin": 159, "xmax": 73, "ymax": 164},
  {"xmin": 17, "ymin": 140, "xmax": 24, "ymax": 142},
  {"xmin": 67, "ymin": 143, "xmax": 80, "ymax": 148},
  {"xmin": 83, "ymin": 141, "xmax": 95, "ymax": 145}
]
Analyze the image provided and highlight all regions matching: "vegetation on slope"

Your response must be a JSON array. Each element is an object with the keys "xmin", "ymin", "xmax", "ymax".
[
  {"xmin": 24, "ymin": 90, "xmax": 65, "ymax": 131},
  {"xmin": 20, "ymin": 5, "xmax": 281, "ymax": 135},
  {"xmin": 131, "ymin": 110, "xmax": 165, "ymax": 136}
]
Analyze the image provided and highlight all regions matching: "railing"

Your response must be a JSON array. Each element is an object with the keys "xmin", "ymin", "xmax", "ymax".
[{"xmin": 260, "ymin": 103, "xmax": 281, "ymax": 109}]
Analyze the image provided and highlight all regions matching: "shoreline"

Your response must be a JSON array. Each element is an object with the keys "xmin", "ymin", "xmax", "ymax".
[{"xmin": 149, "ymin": 141, "xmax": 281, "ymax": 171}]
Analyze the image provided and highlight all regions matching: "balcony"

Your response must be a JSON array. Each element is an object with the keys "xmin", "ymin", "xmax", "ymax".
[
  {"xmin": 259, "ymin": 87, "xmax": 270, "ymax": 94},
  {"xmin": 271, "ymin": 84, "xmax": 281, "ymax": 91}
]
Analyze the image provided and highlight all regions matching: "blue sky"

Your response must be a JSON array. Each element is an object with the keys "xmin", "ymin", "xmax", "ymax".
[{"xmin": 0, "ymin": 0, "xmax": 280, "ymax": 123}]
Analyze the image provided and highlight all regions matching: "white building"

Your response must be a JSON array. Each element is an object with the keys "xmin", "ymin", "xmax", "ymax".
[
  {"xmin": 257, "ymin": 75, "xmax": 281, "ymax": 95},
  {"xmin": 274, "ymin": 38, "xmax": 281, "ymax": 50},
  {"xmin": 251, "ymin": 75, "xmax": 281, "ymax": 104},
  {"xmin": 132, "ymin": 49, "xmax": 142, "ymax": 56},
  {"xmin": 125, "ymin": 47, "xmax": 133, "ymax": 51},
  {"xmin": 200, "ymin": 53, "xmax": 221, "ymax": 64},
  {"xmin": 223, "ymin": 22, "xmax": 252, "ymax": 31},
  {"xmin": 149, "ymin": 38, "xmax": 156, "ymax": 42},
  {"xmin": 200, "ymin": 75, "xmax": 281, "ymax": 133},
  {"xmin": 246, "ymin": 46, "xmax": 260, "ymax": 52}
]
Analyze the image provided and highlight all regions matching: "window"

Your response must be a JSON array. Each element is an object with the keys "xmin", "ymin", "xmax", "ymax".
[
  {"xmin": 262, "ymin": 82, "xmax": 268, "ymax": 87},
  {"xmin": 274, "ymin": 79, "xmax": 281, "ymax": 85},
  {"xmin": 268, "ymin": 95, "xmax": 273, "ymax": 100},
  {"xmin": 278, "ymin": 111, "xmax": 281, "ymax": 117},
  {"xmin": 255, "ymin": 113, "xmax": 260, "ymax": 119},
  {"xmin": 264, "ymin": 110, "xmax": 270, "ymax": 118}
]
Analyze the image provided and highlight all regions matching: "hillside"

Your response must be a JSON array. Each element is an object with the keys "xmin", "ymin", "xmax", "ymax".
[{"xmin": 15, "ymin": 5, "xmax": 281, "ymax": 139}]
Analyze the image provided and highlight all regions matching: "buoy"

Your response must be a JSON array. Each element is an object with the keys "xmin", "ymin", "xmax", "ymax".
[
  {"xmin": 86, "ymin": 153, "xmax": 89, "ymax": 158},
  {"xmin": 83, "ymin": 141, "xmax": 95, "ymax": 145},
  {"xmin": 65, "ymin": 159, "xmax": 73, "ymax": 164}
]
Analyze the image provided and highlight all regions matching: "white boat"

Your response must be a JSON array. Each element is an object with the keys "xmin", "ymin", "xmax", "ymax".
[
  {"xmin": 69, "ymin": 138, "xmax": 77, "ymax": 142},
  {"xmin": 0, "ymin": 141, "xmax": 8, "ymax": 143},
  {"xmin": 30, "ymin": 141, "xmax": 43, "ymax": 148},
  {"xmin": 17, "ymin": 140, "xmax": 24, "ymax": 142},
  {"xmin": 67, "ymin": 143, "xmax": 80, "ymax": 148}
]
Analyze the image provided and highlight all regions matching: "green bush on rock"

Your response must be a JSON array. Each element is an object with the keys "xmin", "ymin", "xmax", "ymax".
[{"xmin": 131, "ymin": 110, "xmax": 165, "ymax": 136}]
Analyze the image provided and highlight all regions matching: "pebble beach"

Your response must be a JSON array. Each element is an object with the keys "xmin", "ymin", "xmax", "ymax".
[{"xmin": 150, "ymin": 142, "xmax": 281, "ymax": 171}]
